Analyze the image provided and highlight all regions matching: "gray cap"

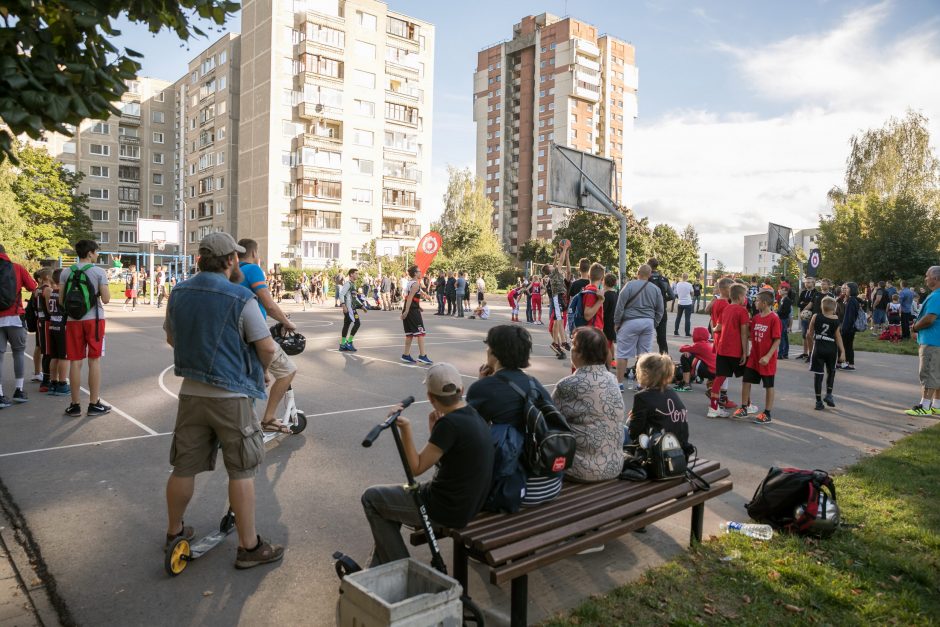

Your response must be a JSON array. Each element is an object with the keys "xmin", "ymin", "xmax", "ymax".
[
  {"xmin": 423, "ymin": 362, "xmax": 463, "ymax": 395},
  {"xmin": 199, "ymin": 232, "xmax": 245, "ymax": 256}
]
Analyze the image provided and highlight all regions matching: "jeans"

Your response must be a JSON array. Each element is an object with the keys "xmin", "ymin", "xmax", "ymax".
[
  {"xmin": 361, "ymin": 484, "xmax": 424, "ymax": 567},
  {"xmin": 436, "ymin": 291, "xmax": 444, "ymax": 314},
  {"xmin": 778, "ymin": 318, "xmax": 790, "ymax": 357},
  {"xmin": 655, "ymin": 313, "xmax": 668, "ymax": 354},
  {"xmin": 674, "ymin": 304, "xmax": 693, "ymax": 335},
  {"xmin": 456, "ymin": 294, "xmax": 465, "ymax": 317},
  {"xmin": 692, "ymin": 296, "xmax": 700, "ymax": 312}
]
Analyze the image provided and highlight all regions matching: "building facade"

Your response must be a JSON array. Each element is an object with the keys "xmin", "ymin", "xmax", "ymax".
[
  {"xmin": 173, "ymin": 33, "xmax": 241, "ymax": 259},
  {"xmin": 473, "ymin": 13, "xmax": 638, "ymax": 253},
  {"xmin": 238, "ymin": 0, "xmax": 434, "ymax": 268},
  {"xmin": 742, "ymin": 228, "xmax": 820, "ymax": 276},
  {"xmin": 25, "ymin": 78, "xmax": 176, "ymax": 258}
]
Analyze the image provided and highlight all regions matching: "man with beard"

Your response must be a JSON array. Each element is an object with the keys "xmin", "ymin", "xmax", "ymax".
[{"xmin": 163, "ymin": 232, "xmax": 284, "ymax": 569}]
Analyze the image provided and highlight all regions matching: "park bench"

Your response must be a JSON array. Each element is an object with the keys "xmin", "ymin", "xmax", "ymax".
[{"xmin": 412, "ymin": 457, "xmax": 732, "ymax": 626}]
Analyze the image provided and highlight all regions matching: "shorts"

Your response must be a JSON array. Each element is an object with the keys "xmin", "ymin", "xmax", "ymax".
[
  {"xmin": 550, "ymin": 295, "xmax": 564, "ymax": 320},
  {"xmin": 46, "ymin": 326, "xmax": 67, "ymax": 360},
  {"xmin": 65, "ymin": 319, "xmax": 106, "ymax": 360},
  {"xmin": 715, "ymin": 354, "xmax": 745, "ymax": 378},
  {"xmin": 36, "ymin": 320, "xmax": 47, "ymax": 354},
  {"xmin": 268, "ymin": 342, "xmax": 297, "ymax": 380},
  {"xmin": 872, "ymin": 309, "xmax": 887, "ymax": 325},
  {"xmin": 169, "ymin": 395, "xmax": 263, "ymax": 480},
  {"xmin": 918, "ymin": 344, "xmax": 940, "ymax": 390},
  {"xmin": 403, "ymin": 306, "xmax": 426, "ymax": 337},
  {"xmin": 742, "ymin": 367, "xmax": 775, "ymax": 388},
  {"xmin": 124, "ymin": 289, "xmax": 138, "ymax": 298},
  {"xmin": 809, "ymin": 348, "xmax": 837, "ymax": 374},
  {"xmin": 615, "ymin": 318, "xmax": 655, "ymax": 360}
]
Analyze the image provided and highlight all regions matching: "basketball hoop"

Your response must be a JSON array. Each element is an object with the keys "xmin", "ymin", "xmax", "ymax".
[{"xmin": 156, "ymin": 239, "xmax": 167, "ymax": 252}]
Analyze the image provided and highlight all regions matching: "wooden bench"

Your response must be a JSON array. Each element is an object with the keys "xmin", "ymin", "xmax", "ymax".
[{"xmin": 412, "ymin": 458, "xmax": 732, "ymax": 626}]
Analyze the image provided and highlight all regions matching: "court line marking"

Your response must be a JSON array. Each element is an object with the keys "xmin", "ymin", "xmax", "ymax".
[
  {"xmin": 0, "ymin": 433, "xmax": 171, "ymax": 458},
  {"xmin": 326, "ymin": 339, "xmax": 481, "ymax": 351},
  {"xmin": 327, "ymin": 352, "xmax": 480, "ymax": 379},
  {"xmin": 158, "ymin": 364, "xmax": 179, "ymax": 400}
]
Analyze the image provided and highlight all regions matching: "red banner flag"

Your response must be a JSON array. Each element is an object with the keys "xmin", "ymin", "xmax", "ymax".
[{"xmin": 414, "ymin": 231, "xmax": 442, "ymax": 274}]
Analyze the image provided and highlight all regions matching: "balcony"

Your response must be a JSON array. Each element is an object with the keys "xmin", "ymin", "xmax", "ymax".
[
  {"xmin": 576, "ymin": 56, "xmax": 600, "ymax": 72},
  {"xmin": 296, "ymin": 178, "xmax": 342, "ymax": 204},
  {"xmin": 118, "ymin": 135, "xmax": 140, "ymax": 145},
  {"xmin": 382, "ymin": 220, "xmax": 420, "ymax": 239},
  {"xmin": 573, "ymin": 38, "xmax": 600, "ymax": 57},
  {"xmin": 575, "ymin": 67, "xmax": 601, "ymax": 85},
  {"xmin": 298, "ymin": 101, "xmax": 343, "ymax": 121},
  {"xmin": 302, "ymin": 124, "xmax": 342, "ymax": 147},
  {"xmin": 293, "ymin": 208, "xmax": 341, "ymax": 232},
  {"xmin": 382, "ymin": 188, "xmax": 420, "ymax": 213},
  {"xmin": 574, "ymin": 85, "xmax": 600, "ymax": 102},
  {"xmin": 383, "ymin": 162, "xmax": 421, "ymax": 183}
]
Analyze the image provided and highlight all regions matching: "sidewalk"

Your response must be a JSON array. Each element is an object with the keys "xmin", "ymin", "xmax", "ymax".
[{"xmin": 0, "ymin": 530, "xmax": 39, "ymax": 627}]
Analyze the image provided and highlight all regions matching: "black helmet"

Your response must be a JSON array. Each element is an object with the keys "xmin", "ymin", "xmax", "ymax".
[{"xmin": 270, "ymin": 323, "xmax": 306, "ymax": 356}]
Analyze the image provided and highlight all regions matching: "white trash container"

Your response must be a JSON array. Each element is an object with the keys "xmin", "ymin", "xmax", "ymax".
[{"xmin": 337, "ymin": 558, "xmax": 463, "ymax": 627}]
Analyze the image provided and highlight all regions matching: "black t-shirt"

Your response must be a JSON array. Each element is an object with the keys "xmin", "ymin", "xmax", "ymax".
[
  {"xmin": 603, "ymin": 289, "xmax": 618, "ymax": 340},
  {"xmin": 812, "ymin": 290, "xmax": 834, "ymax": 315},
  {"xmin": 628, "ymin": 388, "xmax": 692, "ymax": 456},
  {"xmin": 422, "ymin": 405, "xmax": 495, "ymax": 529},
  {"xmin": 692, "ymin": 283, "xmax": 702, "ymax": 297},
  {"xmin": 778, "ymin": 295, "xmax": 792, "ymax": 319},
  {"xmin": 798, "ymin": 289, "xmax": 817, "ymax": 311},
  {"xmin": 650, "ymin": 272, "xmax": 673, "ymax": 302},
  {"xmin": 812, "ymin": 314, "xmax": 839, "ymax": 353},
  {"xmin": 466, "ymin": 369, "xmax": 553, "ymax": 428},
  {"xmin": 874, "ymin": 288, "xmax": 888, "ymax": 310},
  {"xmin": 569, "ymin": 278, "xmax": 590, "ymax": 299},
  {"xmin": 445, "ymin": 277, "xmax": 456, "ymax": 295}
]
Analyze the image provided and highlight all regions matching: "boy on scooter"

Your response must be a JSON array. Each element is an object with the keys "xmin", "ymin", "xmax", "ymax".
[{"xmin": 360, "ymin": 363, "xmax": 494, "ymax": 566}]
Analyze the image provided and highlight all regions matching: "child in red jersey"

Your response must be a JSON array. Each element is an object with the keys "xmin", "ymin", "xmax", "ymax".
[
  {"xmin": 708, "ymin": 277, "xmax": 736, "ymax": 409},
  {"xmin": 675, "ymin": 326, "xmax": 716, "ymax": 392},
  {"xmin": 708, "ymin": 283, "xmax": 749, "ymax": 418},
  {"xmin": 507, "ymin": 287, "xmax": 520, "ymax": 322},
  {"xmin": 734, "ymin": 291, "xmax": 781, "ymax": 424},
  {"xmin": 530, "ymin": 276, "xmax": 543, "ymax": 324}
]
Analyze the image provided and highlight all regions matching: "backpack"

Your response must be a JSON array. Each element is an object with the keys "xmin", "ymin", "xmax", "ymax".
[
  {"xmin": 24, "ymin": 291, "xmax": 38, "ymax": 332},
  {"xmin": 63, "ymin": 264, "xmax": 97, "ymax": 321},
  {"xmin": 566, "ymin": 289, "xmax": 595, "ymax": 332},
  {"xmin": 645, "ymin": 430, "xmax": 687, "ymax": 480},
  {"xmin": 651, "ymin": 273, "xmax": 674, "ymax": 303},
  {"xmin": 497, "ymin": 374, "xmax": 577, "ymax": 476},
  {"xmin": 853, "ymin": 303, "xmax": 868, "ymax": 332},
  {"xmin": 483, "ymin": 424, "xmax": 527, "ymax": 514},
  {"xmin": 0, "ymin": 258, "xmax": 17, "ymax": 311},
  {"xmin": 745, "ymin": 467, "xmax": 840, "ymax": 537}
]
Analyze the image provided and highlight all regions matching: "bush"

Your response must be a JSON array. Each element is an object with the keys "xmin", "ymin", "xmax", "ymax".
[
  {"xmin": 496, "ymin": 267, "xmax": 524, "ymax": 289},
  {"xmin": 279, "ymin": 268, "xmax": 301, "ymax": 290}
]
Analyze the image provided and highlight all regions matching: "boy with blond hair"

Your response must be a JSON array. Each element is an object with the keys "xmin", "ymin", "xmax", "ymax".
[
  {"xmin": 808, "ymin": 296, "xmax": 845, "ymax": 410},
  {"xmin": 708, "ymin": 277, "xmax": 737, "ymax": 409}
]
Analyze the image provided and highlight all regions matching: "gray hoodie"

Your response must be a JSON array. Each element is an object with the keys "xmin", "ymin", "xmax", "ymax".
[{"xmin": 614, "ymin": 279, "xmax": 664, "ymax": 326}]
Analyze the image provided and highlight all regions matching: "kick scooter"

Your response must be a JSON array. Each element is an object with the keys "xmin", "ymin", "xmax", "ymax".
[
  {"xmin": 332, "ymin": 396, "xmax": 484, "ymax": 625},
  {"xmin": 261, "ymin": 384, "xmax": 307, "ymax": 445},
  {"xmin": 165, "ymin": 509, "xmax": 236, "ymax": 576}
]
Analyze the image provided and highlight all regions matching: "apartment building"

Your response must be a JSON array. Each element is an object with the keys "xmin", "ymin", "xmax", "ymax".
[
  {"xmin": 173, "ymin": 33, "xmax": 241, "ymax": 258},
  {"xmin": 742, "ymin": 228, "xmax": 820, "ymax": 276},
  {"xmin": 474, "ymin": 13, "xmax": 638, "ymax": 253},
  {"xmin": 26, "ymin": 78, "xmax": 176, "ymax": 255},
  {"xmin": 238, "ymin": 0, "xmax": 434, "ymax": 268}
]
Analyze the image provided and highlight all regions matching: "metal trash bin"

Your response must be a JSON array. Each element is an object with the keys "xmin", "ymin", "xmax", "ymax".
[{"xmin": 337, "ymin": 558, "xmax": 463, "ymax": 627}]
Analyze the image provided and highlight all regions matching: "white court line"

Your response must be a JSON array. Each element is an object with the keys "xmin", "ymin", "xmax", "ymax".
[
  {"xmin": 305, "ymin": 399, "xmax": 430, "ymax": 418},
  {"xmin": 327, "ymin": 339, "xmax": 480, "ymax": 350},
  {"xmin": 327, "ymin": 351, "xmax": 480, "ymax": 379},
  {"xmin": 0, "ymin": 432, "xmax": 170, "ymax": 458},
  {"xmin": 158, "ymin": 364, "xmax": 178, "ymax": 400}
]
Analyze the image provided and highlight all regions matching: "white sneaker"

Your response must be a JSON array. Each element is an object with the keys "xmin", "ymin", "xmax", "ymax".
[
  {"xmin": 745, "ymin": 404, "xmax": 759, "ymax": 414},
  {"xmin": 706, "ymin": 407, "xmax": 730, "ymax": 419},
  {"xmin": 30, "ymin": 374, "xmax": 43, "ymax": 382}
]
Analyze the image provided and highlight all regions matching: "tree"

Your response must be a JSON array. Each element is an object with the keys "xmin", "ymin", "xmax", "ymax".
[
  {"xmin": 0, "ymin": 0, "xmax": 238, "ymax": 163},
  {"xmin": 518, "ymin": 239, "xmax": 555, "ymax": 266},
  {"xmin": 711, "ymin": 259, "xmax": 727, "ymax": 283},
  {"xmin": 771, "ymin": 246, "xmax": 807, "ymax": 283},
  {"xmin": 553, "ymin": 207, "xmax": 653, "ymax": 280},
  {"xmin": 0, "ymin": 160, "xmax": 27, "ymax": 259},
  {"xmin": 649, "ymin": 223, "xmax": 701, "ymax": 280},
  {"xmin": 10, "ymin": 142, "xmax": 93, "ymax": 260}
]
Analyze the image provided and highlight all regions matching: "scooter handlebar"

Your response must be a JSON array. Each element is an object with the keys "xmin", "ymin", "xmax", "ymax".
[{"xmin": 361, "ymin": 396, "xmax": 416, "ymax": 447}]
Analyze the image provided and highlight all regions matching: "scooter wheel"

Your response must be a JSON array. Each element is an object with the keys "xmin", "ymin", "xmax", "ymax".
[
  {"xmin": 461, "ymin": 596, "xmax": 485, "ymax": 626},
  {"xmin": 165, "ymin": 538, "xmax": 191, "ymax": 576},
  {"xmin": 332, "ymin": 552, "xmax": 362, "ymax": 580},
  {"xmin": 219, "ymin": 511, "xmax": 236, "ymax": 534},
  {"xmin": 290, "ymin": 411, "xmax": 307, "ymax": 434}
]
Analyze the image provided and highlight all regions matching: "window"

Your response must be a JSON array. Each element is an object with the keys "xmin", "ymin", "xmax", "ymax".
[
  {"xmin": 383, "ymin": 188, "xmax": 417, "ymax": 208},
  {"xmin": 90, "ymin": 165, "xmax": 110, "ymax": 178},
  {"xmin": 356, "ymin": 219, "xmax": 372, "ymax": 233},
  {"xmin": 217, "ymin": 151, "xmax": 225, "ymax": 165},
  {"xmin": 305, "ymin": 22, "xmax": 345, "ymax": 47},
  {"xmin": 217, "ymin": 126, "xmax": 226, "ymax": 140},
  {"xmin": 355, "ymin": 40, "xmax": 376, "ymax": 59},
  {"xmin": 353, "ymin": 158, "xmax": 373, "ymax": 175},
  {"xmin": 152, "ymin": 194, "xmax": 164, "ymax": 206},
  {"xmin": 357, "ymin": 11, "xmax": 377, "ymax": 30},
  {"xmin": 94, "ymin": 231, "xmax": 109, "ymax": 244},
  {"xmin": 216, "ymin": 201, "xmax": 225, "ymax": 215},
  {"xmin": 90, "ymin": 209, "xmax": 109, "ymax": 221},
  {"xmin": 353, "ymin": 129, "xmax": 374, "ymax": 146},
  {"xmin": 216, "ymin": 176, "xmax": 224, "ymax": 189},
  {"xmin": 153, "ymin": 152, "xmax": 164, "ymax": 164},
  {"xmin": 119, "ymin": 230, "xmax": 137, "ymax": 244},
  {"xmin": 354, "ymin": 99, "xmax": 375, "ymax": 117},
  {"xmin": 91, "ymin": 122, "xmax": 110, "ymax": 134},
  {"xmin": 384, "ymin": 130, "xmax": 418, "ymax": 152},
  {"xmin": 89, "ymin": 188, "xmax": 109, "ymax": 200},
  {"xmin": 219, "ymin": 75, "xmax": 226, "ymax": 90},
  {"xmin": 151, "ymin": 111, "xmax": 165, "ymax": 124},
  {"xmin": 538, "ymin": 178, "xmax": 545, "ymax": 187},
  {"xmin": 119, "ymin": 187, "xmax": 140, "ymax": 202},
  {"xmin": 118, "ymin": 165, "xmax": 139, "ymax": 180},
  {"xmin": 385, "ymin": 102, "xmax": 419, "ymax": 125},
  {"xmin": 218, "ymin": 100, "xmax": 226, "ymax": 116},
  {"xmin": 352, "ymin": 70, "xmax": 375, "ymax": 89},
  {"xmin": 154, "ymin": 90, "xmax": 165, "ymax": 102},
  {"xmin": 299, "ymin": 147, "xmax": 341, "ymax": 168},
  {"xmin": 118, "ymin": 208, "xmax": 138, "ymax": 224},
  {"xmin": 298, "ymin": 179, "xmax": 342, "ymax": 200},
  {"xmin": 121, "ymin": 101, "xmax": 140, "ymax": 116},
  {"xmin": 152, "ymin": 132, "xmax": 164, "ymax": 144},
  {"xmin": 387, "ymin": 16, "xmax": 419, "ymax": 40},
  {"xmin": 63, "ymin": 142, "xmax": 76, "ymax": 154},
  {"xmin": 126, "ymin": 80, "xmax": 140, "ymax": 93},
  {"xmin": 152, "ymin": 172, "xmax": 163, "ymax": 185},
  {"xmin": 352, "ymin": 188, "xmax": 372, "ymax": 204},
  {"xmin": 300, "ymin": 52, "xmax": 343, "ymax": 79},
  {"xmin": 90, "ymin": 144, "xmax": 110, "ymax": 156}
]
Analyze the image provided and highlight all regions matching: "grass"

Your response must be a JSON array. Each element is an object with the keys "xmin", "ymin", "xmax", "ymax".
[
  {"xmin": 542, "ymin": 423, "xmax": 940, "ymax": 626},
  {"xmin": 788, "ymin": 331, "xmax": 919, "ymax": 357}
]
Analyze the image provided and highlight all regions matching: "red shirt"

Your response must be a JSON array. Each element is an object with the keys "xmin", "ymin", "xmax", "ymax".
[
  {"xmin": 710, "ymin": 298, "xmax": 729, "ymax": 351},
  {"xmin": 0, "ymin": 254, "xmax": 37, "ymax": 317},
  {"xmin": 716, "ymin": 303, "xmax": 750, "ymax": 358},
  {"xmin": 747, "ymin": 312, "xmax": 782, "ymax": 375},
  {"xmin": 580, "ymin": 284, "xmax": 604, "ymax": 330}
]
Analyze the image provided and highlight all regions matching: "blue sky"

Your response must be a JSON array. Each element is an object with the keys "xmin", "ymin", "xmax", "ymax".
[{"xmin": 114, "ymin": 0, "xmax": 940, "ymax": 269}]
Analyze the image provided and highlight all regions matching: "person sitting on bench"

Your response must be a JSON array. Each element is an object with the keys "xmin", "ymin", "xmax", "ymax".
[{"xmin": 627, "ymin": 353, "xmax": 694, "ymax": 457}]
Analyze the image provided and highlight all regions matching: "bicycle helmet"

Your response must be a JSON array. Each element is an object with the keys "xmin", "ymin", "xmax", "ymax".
[{"xmin": 270, "ymin": 323, "xmax": 306, "ymax": 356}]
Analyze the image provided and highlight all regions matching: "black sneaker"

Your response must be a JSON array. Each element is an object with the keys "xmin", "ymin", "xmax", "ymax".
[
  {"xmin": 815, "ymin": 400, "xmax": 825, "ymax": 411},
  {"xmin": 87, "ymin": 400, "xmax": 112, "ymax": 416},
  {"xmin": 12, "ymin": 388, "xmax": 28, "ymax": 403},
  {"xmin": 824, "ymin": 394, "xmax": 836, "ymax": 407},
  {"xmin": 65, "ymin": 403, "xmax": 82, "ymax": 417},
  {"xmin": 0, "ymin": 396, "xmax": 10, "ymax": 409}
]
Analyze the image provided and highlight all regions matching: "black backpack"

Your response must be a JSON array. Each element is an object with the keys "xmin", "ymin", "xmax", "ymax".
[
  {"xmin": 651, "ymin": 273, "xmax": 674, "ymax": 303},
  {"xmin": 63, "ymin": 264, "xmax": 97, "ymax": 320},
  {"xmin": 24, "ymin": 291, "xmax": 38, "ymax": 332},
  {"xmin": 497, "ymin": 373, "xmax": 577, "ymax": 476},
  {"xmin": 746, "ymin": 467, "xmax": 839, "ymax": 536},
  {"xmin": 0, "ymin": 258, "xmax": 17, "ymax": 311},
  {"xmin": 645, "ymin": 430, "xmax": 688, "ymax": 480}
]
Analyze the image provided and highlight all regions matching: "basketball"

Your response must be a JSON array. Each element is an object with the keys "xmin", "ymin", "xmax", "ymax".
[{"xmin": 559, "ymin": 239, "xmax": 571, "ymax": 249}]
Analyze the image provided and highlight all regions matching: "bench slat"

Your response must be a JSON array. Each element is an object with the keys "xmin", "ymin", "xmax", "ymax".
[
  {"xmin": 485, "ymin": 468, "xmax": 730, "ymax": 564},
  {"xmin": 491, "ymin": 479, "xmax": 733, "ymax": 585}
]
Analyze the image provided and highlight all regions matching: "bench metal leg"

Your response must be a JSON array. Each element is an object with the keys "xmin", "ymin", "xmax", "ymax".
[
  {"xmin": 453, "ymin": 543, "xmax": 468, "ymax": 591},
  {"xmin": 510, "ymin": 575, "xmax": 528, "ymax": 627},
  {"xmin": 690, "ymin": 503, "xmax": 704, "ymax": 544}
]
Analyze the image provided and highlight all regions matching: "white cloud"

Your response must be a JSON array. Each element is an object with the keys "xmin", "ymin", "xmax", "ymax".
[{"xmin": 630, "ymin": 2, "xmax": 940, "ymax": 270}]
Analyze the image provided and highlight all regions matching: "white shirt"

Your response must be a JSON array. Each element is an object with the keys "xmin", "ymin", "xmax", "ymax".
[
  {"xmin": 476, "ymin": 278, "xmax": 486, "ymax": 292},
  {"xmin": 675, "ymin": 281, "xmax": 694, "ymax": 306},
  {"xmin": 480, "ymin": 306, "xmax": 490, "ymax": 319}
]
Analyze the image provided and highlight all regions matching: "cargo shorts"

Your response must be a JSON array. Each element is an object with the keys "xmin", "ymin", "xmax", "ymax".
[
  {"xmin": 268, "ymin": 342, "xmax": 297, "ymax": 380},
  {"xmin": 919, "ymin": 344, "xmax": 940, "ymax": 390},
  {"xmin": 170, "ymin": 395, "xmax": 263, "ymax": 480}
]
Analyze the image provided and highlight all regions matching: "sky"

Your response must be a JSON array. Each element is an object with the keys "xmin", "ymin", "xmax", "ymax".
[{"xmin": 113, "ymin": 0, "xmax": 940, "ymax": 270}]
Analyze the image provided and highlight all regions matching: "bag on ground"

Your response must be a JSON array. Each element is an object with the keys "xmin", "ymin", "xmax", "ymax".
[{"xmin": 745, "ymin": 467, "xmax": 840, "ymax": 537}]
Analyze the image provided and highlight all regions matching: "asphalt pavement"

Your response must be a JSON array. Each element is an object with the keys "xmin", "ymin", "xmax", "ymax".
[{"xmin": 0, "ymin": 298, "xmax": 934, "ymax": 626}]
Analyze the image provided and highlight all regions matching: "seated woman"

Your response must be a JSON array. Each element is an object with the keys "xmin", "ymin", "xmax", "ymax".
[
  {"xmin": 467, "ymin": 325, "xmax": 563, "ymax": 507},
  {"xmin": 627, "ymin": 353, "xmax": 694, "ymax": 457},
  {"xmin": 552, "ymin": 327, "xmax": 625, "ymax": 482}
]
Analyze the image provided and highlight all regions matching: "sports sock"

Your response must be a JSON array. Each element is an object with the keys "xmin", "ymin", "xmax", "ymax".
[
  {"xmin": 932, "ymin": 399, "xmax": 940, "ymax": 409},
  {"xmin": 721, "ymin": 379, "xmax": 729, "ymax": 391},
  {"xmin": 14, "ymin": 378, "xmax": 23, "ymax": 390},
  {"xmin": 922, "ymin": 398, "xmax": 931, "ymax": 410}
]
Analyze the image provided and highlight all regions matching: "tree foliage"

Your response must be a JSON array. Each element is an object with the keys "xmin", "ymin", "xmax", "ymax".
[
  {"xmin": 518, "ymin": 239, "xmax": 555, "ymax": 265},
  {"xmin": 0, "ymin": 160, "xmax": 27, "ymax": 259},
  {"xmin": 650, "ymin": 223, "xmax": 702, "ymax": 280},
  {"xmin": 710, "ymin": 259, "xmax": 727, "ymax": 282},
  {"xmin": 0, "ymin": 0, "xmax": 239, "ymax": 163},
  {"xmin": 8, "ymin": 142, "xmax": 93, "ymax": 260},
  {"xmin": 770, "ymin": 246, "xmax": 807, "ymax": 283}
]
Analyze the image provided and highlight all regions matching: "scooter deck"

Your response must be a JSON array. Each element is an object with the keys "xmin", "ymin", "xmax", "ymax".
[{"xmin": 189, "ymin": 530, "xmax": 231, "ymax": 559}]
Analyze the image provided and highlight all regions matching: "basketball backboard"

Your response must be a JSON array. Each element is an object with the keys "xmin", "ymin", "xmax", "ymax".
[
  {"xmin": 767, "ymin": 223, "xmax": 792, "ymax": 256},
  {"xmin": 549, "ymin": 144, "xmax": 616, "ymax": 214},
  {"xmin": 137, "ymin": 218, "xmax": 181, "ymax": 245},
  {"xmin": 374, "ymin": 238, "xmax": 402, "ymax": 258}
]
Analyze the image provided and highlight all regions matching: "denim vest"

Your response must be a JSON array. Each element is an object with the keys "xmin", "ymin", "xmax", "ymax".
[{"xmin": 167, "ymin": 271, "xmax": 267, "ymax": 399}]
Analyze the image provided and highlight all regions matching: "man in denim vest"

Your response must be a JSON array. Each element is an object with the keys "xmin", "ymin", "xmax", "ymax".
[{"xmin": 163, "ymin": 232, "xmax": 284, "ymax": 569}]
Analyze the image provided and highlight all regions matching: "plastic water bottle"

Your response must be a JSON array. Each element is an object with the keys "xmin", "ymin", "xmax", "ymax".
[{"xmin": 719, "ymin": 521, "xmax": 773, "ymax": 540}]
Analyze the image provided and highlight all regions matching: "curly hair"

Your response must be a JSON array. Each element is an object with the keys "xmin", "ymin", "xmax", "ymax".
[{"xmin": 484, "ymin": 324, "xmax": 532, "ymax": 370}]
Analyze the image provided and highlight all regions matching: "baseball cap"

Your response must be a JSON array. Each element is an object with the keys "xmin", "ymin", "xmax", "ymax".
[
  {"xmin": 199, "ymin": 232, "xmax": 245, "ymax": 256},
  {"xmin": 423, "ymin": 363, "xmax": 463, "ymax": 396}
]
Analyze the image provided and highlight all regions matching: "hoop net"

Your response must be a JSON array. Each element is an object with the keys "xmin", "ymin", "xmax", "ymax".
[{"xmin": 155, "ymin": 239, "xmax": 167, "ymax": 252}]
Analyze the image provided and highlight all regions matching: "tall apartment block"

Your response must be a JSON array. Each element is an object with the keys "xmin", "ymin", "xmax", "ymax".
[
  {"xmin": 473, "ymin": 13, "xmax": 638, "ymax": 254},
  {"xmin": 173, "ymin": 33, "xmax": 241, "ymax": 258},
  {"xmin": 24, "ymin": 78, "xmax": 176, "ymax": 256},
  {"xmin": 239, "ymin": 0, "xmax": 434, "ymax": 268}
]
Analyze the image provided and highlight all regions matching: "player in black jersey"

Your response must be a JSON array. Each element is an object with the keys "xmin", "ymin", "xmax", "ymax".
[{"xmin": 807, "ymin": 296, "xmax": 845, "ymax": 410}]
